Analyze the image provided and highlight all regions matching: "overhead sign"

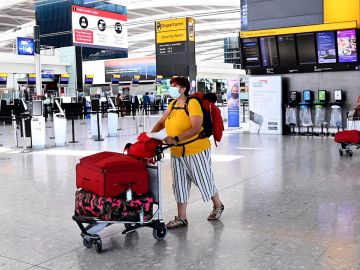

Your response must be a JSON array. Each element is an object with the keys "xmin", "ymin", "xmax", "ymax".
[
  {"xmin": 71, "ymin": 5, "xmax": 128, "ymax": 50},
  {"xmin": 240, "ymin": 21, "xmax": 357, "ymax": 38},
  {"xmin": 156, "ymin": 18, "xmax": 187, "ymax": 44},
  {"xmin": 17, "ymin": 37, "xmax": 35, "ymax": 56},
  {"xmin": 188, "ymin": 18, "xmax": 195, "ymax": 42},
  {"xmin": 28, "ymin": 73, "xmax": 36, "ymax": 85},
  {"xmin": 0, "ymin": 73, "xmax": 8, "ymax": 86}
]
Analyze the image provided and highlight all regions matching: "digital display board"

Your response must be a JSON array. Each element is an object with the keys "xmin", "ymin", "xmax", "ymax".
[
  {"xmin": 84, "ymin": 75, "xmax": 94, "ymax": 85},
  {"xmin": 155, "ymin": 75, "xmax": 163, "ymax": 84},
  {"xmin": 317, "ymin": 31, "xmax": 337, "ymax": 64},
  {"xmin": 132, "ymin": 75, "xmax": 140, "ymax": 84},
  {"xmin": 277, "ymin": 34, "xmax": 297, "ymax": 66},
  {"xmin": 28, "ymin": 74, "xmax": 36, "ymax": 85},
  {"xmin": 17, "ymin": 37, "xmax": 35, "ymax": 56},
  {"xmin": 242, "ymin": 38, "xmax": 261, "ymax": 67},
  {"xmin": 72, "ymin": 5, "xmax": 128, "ymax": 51},
  {"xmin": 111, "ymin": 75, "xmax": 120, "ymax": 84},
  {"xmin": 337, "ymin": 29, "xmax": 357, "ymax": 63},
  {"xmin": 296, "ymin": 33, "xmax": 317, "ymax": 65},
  {"xmin": 59, "ymin": 74, "xmax": 69, "ymax": 85},
  {"xmin": 0, "ymin": 73, "xmax": 8, "ymax": 85},
  {"xmin": 259, "ymin": 36, "xmax": 278, "ymax": 67}
]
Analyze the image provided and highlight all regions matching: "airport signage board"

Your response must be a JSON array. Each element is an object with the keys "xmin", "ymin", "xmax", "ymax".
[
  {"xmin": 249, "ymin": 76, "xmax": 283, "ymax": 134},
  {"xmin": 17, "ymin": 37, "xmax": 35, "ymax": 56},
  {"xmin": 155, "ymin": 17, "xmax": 196, "ymax": 78},
  {"xmin": 71, "ymin": 5, "xmax": 128, "ymax": 50}
]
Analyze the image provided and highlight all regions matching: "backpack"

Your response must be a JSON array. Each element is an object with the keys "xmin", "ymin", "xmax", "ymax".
[
  {"xmin": 124, "ymin": 132, "xmax": 162, "ymax": 163},
  {"xmin": 170, "ymin": 94, "xmax": 224, "ymax": 145}
]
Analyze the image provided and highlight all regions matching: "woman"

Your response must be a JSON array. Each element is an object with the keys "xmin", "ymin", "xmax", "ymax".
[{"xmin": 151, "ymin": 77, "xmax": 224, "ymax": 229}]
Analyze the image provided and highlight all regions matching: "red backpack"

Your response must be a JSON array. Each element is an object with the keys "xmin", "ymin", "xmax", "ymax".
[
  {"xmin": 124, "ymin": 132, "xmax": 162, "ymax": 162},
  {"xmin": 179, "ymin": 93, "xmax": 224, "ymax": 146}
]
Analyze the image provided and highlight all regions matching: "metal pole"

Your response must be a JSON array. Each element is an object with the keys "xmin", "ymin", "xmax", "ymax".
[
  {"xmin": 12, "ymin": 112, "xmax": 18, "ymax": 147},
  {"xmin": 34, "ymin": 25, "xmax": 42, "ymax": 96},
  {"xmin": 157, "ymin": 160, "xmax": 163, "ymax": 220}
]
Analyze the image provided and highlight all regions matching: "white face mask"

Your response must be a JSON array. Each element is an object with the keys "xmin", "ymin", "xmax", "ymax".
[{"xmin": 168, "ymin": 86, "xmax": 181, "ymax": 99}]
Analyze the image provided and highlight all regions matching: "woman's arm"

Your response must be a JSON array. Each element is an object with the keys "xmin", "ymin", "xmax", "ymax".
[{"xmin": 151, "ymin": 110, "xmax": 170, "ymax": 132}]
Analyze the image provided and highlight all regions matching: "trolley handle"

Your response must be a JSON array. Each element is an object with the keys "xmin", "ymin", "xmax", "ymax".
[{"xmin": 155, "ymin": 144, "xmax": 173, "ymax": 161}]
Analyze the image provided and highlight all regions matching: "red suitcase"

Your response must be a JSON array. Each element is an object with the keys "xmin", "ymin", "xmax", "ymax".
[
  {"xmin": 76, "ymin": 151, "xmax": 149, "ymax": 197},
  {"xmin": 335, "ymin": 130, "xmax": 360, "ymax": 144}
]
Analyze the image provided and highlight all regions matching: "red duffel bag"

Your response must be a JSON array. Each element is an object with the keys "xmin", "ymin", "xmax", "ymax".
[
  {"xmin": 335, "ymin": 130, "xmax": 360, "ymax": 144},
  {"xmin": 76, "ymin": 151, "xmax": 149, "ymax": 197}
]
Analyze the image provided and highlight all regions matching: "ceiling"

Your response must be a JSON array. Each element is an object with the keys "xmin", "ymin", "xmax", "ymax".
[{"xmin": 0, "ymin": 0, "xmax": 240, "ymax": 62}]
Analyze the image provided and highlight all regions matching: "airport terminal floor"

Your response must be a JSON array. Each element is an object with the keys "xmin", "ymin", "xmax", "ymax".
[{"xmin": 1, "ymin": 116, "xmax": 360, "ymax": 270}]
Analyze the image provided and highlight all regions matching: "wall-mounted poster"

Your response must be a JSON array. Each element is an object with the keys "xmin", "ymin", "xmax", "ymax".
[
  {"xmin": 316, "ymin": 31, "xmax": 337, "ymax": 64},
  {"xmin": 337, "ymin": 29, "xmax": 357, "ymax": 63},
  {"xmin": 227, "ymin": 80, "xmax": 240, "ymax": 128}
]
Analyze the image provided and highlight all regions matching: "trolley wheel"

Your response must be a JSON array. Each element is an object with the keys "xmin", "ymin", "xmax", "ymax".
[
  {"xmin": 339, "ymin": 149, "xmax": 344, "ymax": 156},
  {"xmin": 94, "ymin": 239, "xmax": 102, "ymax": 253},
  {"xmin": 348, "ymin": 150, "xmax": 353, "ymax": 157},
  {"xmin": 83, "ymin": 238, "xmax": 93, "ymax": 249},
  {"xmin": 153, "ymin": 225, "xmax": 167, "ymax": 240},
  {"xmin": 124, "ymin": 223, "xmax": 137, "ymax": 230}
]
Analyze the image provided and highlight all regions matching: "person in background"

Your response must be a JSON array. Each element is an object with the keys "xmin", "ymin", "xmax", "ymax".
[
  {"xmin": 131, "ymin": 94, "xmax": 139, "ymax": 119},
  {"xmin": 143, "ymin": 92, "xmax": 151, "ymax": 115},
  {"xmin": 116, "ymin": 93, "xmax": 124, "ymax": 117},
  {"xmin": 204, "ymin": 92, "xmax": 218, "ymax": 104},
  {"xmin": 221, "ymin": 92, "xmax": 227, "ymax": 104},
  {"xmin": 151, "ymin": 76, "xmax": 224, "ymax": 229},
  {"xmin": 149, "ymin": 92, "xmax": 156, "ymax": 111}
]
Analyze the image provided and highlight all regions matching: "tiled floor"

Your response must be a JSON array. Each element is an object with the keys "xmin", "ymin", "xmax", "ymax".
[{"xmin": 1, "ymin": 116, "xmax": 360, "ymax": 269}]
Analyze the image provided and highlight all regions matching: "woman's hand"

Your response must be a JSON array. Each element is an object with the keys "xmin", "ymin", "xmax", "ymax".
[{"xmin": 164, "ymin": 136, "xmax": 177, "ymax": 145}]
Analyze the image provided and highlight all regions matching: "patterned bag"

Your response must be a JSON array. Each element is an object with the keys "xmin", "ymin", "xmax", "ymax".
[{"xmin": 75, "ymin": 189, "xmax": 153, "ymax": 221}]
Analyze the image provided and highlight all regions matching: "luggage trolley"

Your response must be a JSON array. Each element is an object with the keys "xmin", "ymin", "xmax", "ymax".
[{"xmin": 72, "ymin": 146, "xmax": 168, "ymax": 253}]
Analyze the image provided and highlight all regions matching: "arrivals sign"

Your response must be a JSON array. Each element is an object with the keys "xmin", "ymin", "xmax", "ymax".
[{"xmin": 71, "ymin": 5, "xmax": 128, "ymax": 50}]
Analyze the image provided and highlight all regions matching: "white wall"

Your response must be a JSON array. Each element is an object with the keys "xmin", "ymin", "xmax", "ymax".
[
  {"xmin": 0, "ymin": 52, "xmax": 69, "ymax": 74},
  {"xmin": 82, "ymin": 60, "xmax": 106, "ymax": 84}
]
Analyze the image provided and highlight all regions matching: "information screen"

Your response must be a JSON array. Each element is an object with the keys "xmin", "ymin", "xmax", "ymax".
[
  {"xmin": 337, "ymin": 29, "xmax": 357, "ymax": 63},
  {"xmin": 0, "ymin": 77, "xmax": 7, "ymax": 85},
  {"xmin": 277, "ymin": 35, "xmax": 297, "ymax": 66},
  {"xmin": 242, "ymin": 38, "xmax": 261, "ymax": 67},
  {"xmin": 317, "ymin": 31, "xmax": 337, "ymax": 64},
  {"xmin": 259, "ymin": 36, "xmax": 279, "ymax": 67},
  {"xmin": 84, "ymin": 78, "xmax": 93, "ymax": 84},
  {"xmin": 60, "ymin": 77, "xmax": 69, "ymax": 84},
  {"xmin": 32, "ymin": 100, "xmax": 43, "ymax": 116},
  {"xmin": 296, "ymin": 33, "xmax": 317, "ymax": 65}
]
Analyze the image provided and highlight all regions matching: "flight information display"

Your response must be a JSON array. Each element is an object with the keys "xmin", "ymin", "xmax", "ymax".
[
  {"xmin": 277, "ymin": 34, "xmax": 297, "ymax": 66},
  {"xmin": 242, "ymin": 38, "xmax": 261, "ymax": 67},
  {"xmin": 337, "ymin": 29, "xmax": 357, "ymax": 63},
  {"xmin": 296, "ymin": 33, "xmax": 317, "ymax": 65},
  {"xmin": 317, "ymin": 31, "xmax": 337, "ymax": 64},
  {"xmin": 259, "ymin": 36, "xmax": 279, "ymax": 67}
]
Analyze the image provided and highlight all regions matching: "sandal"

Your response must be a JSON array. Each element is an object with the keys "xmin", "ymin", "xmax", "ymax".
[
  {"xmin": 207, "ymin": 204, "xmax": 224, "ymax": 220},
  {"xmin": 166, "ymin": 216, "xmax": 188, "ymax": 229}
]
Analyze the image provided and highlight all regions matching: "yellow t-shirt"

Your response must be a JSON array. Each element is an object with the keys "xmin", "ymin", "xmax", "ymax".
[{"xmin": 165, "ymin": 99, "xmax": 211, "ymax": 157}]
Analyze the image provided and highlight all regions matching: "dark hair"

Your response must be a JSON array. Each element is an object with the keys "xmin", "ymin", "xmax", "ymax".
[
  {"xmin": 204, "ymin": 92, "xmax": 217, "ymax": 104},
  {"xmin": 145, "ymin": 92, "xmax": 149, "ymax": 95},
  {"xmin": 170, "ymin": 76, "xmax": 190, "ymax": 96}
]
